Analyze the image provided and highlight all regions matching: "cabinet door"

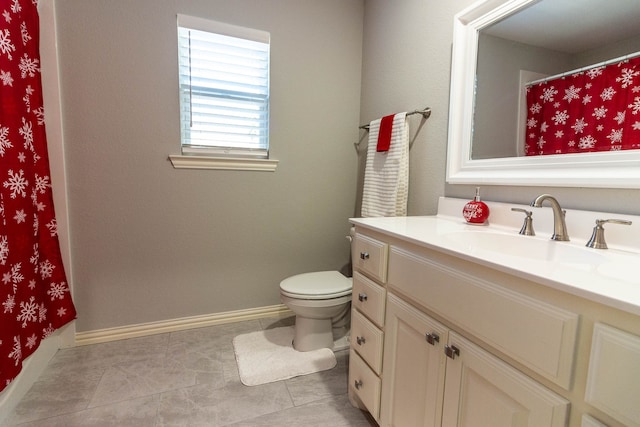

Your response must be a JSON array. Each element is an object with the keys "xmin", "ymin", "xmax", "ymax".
[
  {"xmin": 380, "ymin": 293, "xmax": 448, "ymax": 427},
  {"xmin": 585, "ymin": 323, "xmax": 640, "ymax": 427},
  {"xmin": 441, "ymin": 332, "xmax": 569, "ymax": 427}
]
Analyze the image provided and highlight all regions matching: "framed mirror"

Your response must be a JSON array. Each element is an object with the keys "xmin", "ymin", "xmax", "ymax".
[{"xmin": 446, "ymin": 0, "xmax": 640, "ymax": 188}]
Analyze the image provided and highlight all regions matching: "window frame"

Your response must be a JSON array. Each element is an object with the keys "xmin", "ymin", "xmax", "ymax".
[{"xmin": 170, "ymin": 15, "xmax": 277, "ymax": 171}]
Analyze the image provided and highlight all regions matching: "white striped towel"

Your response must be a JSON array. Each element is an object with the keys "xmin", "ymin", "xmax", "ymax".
[{"xmin": 361, "ymin": 112, "xmax": 409, "ymax": 217}]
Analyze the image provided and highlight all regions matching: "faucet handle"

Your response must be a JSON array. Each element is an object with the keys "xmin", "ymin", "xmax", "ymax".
[
  {"xmin": 586, "ymin": 219, "xmax": 632, "ymax": 249},
  {"xmin": 511, "ymin": 208, "xmax": 535, "ymax": 236}
]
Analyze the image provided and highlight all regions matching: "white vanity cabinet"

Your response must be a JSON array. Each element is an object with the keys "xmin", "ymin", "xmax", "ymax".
[
  {"xmin": 349, "ymin": 216, "xmax": 640, "ymax": 427},
  {"xmin": 381, "ymin": 293, "xmax": 568, "ymax": 427},
  {"xmin": 388, "ymin": 246, "xmax": 579, "ymax": 390},
  {"xmin": 348, "ymin": 233, "xmax": 388, "ymax": 421}
]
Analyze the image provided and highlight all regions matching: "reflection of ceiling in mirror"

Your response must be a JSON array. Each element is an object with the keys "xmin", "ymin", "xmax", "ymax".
[{"xmin": 483, "ymin": 0, "xmax": 640, "ymax": 53}]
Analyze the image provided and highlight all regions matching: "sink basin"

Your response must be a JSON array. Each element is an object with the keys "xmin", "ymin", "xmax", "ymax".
[
  {"xmin": 596, "ymin": 259, "xmax": 640, "ymax": 283},
  {"xmin": 443, "ymin": 230, "xmax": 606, "ymax": 266}
]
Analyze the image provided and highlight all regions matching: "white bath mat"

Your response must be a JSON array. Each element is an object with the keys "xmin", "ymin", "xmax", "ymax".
[{"xmin": 232, "ymin": 326, "xmax": 337, "ymax": 386}]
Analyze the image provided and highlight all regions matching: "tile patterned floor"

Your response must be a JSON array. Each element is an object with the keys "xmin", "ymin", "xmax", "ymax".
[{"xmin": 6, "ymin": 317, "xmax": 377, "ymax": 426}]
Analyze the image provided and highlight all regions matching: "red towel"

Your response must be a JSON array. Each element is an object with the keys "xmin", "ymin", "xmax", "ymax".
[{"xmin": 377, "ymin": 114, "xmax": 395, "ymax": 152}]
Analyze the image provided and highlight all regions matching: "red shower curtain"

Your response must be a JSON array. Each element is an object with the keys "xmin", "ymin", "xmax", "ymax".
[
  {"xmin": 525, "ymin": 56, "xmax": 640, "ymax": 156},
  {"xmin": 0, "ymin": 0, "xmax": 76, "ymax": 391}
]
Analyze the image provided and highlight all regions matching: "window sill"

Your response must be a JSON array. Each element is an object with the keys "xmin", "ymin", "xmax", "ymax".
[{"xmin": 169, "ymin": 155, "xmax": 278, "ymax": 171}]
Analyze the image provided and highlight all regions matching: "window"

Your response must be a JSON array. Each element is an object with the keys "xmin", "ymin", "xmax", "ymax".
[{"xmin": 176, "ymin": 15, "xmax": 271, "ymax": 161}]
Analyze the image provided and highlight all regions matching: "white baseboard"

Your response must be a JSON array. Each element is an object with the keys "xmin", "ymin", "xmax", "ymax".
[{"xmin": 75, "ymin": 304, "xmax": 294, "ymax": 346}]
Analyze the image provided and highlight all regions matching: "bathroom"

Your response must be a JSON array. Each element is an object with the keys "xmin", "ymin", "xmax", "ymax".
[{"xmin": 2, "ymin": 0, "xmax": 640, "ymax": 425}]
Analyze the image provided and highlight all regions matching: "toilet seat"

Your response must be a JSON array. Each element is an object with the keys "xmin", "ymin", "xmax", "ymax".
[{"xmin": 280, "ymin": 271, "xmax": 352, "ymax": 300}]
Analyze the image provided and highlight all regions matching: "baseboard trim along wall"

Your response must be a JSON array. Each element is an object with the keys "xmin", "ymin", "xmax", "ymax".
[{"xmin": 75, "ymin": 304, "xmax": 294, "ymax": 346}]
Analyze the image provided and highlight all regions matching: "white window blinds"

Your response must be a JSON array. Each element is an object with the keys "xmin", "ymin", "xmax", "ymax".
[{"xmin": 177, "ymin": 15, "xmax": 270, "ymax": 158}]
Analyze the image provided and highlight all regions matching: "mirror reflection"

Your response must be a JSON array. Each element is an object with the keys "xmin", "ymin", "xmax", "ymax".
[{"xmin": 472, "ymin": 0, "xmax": 640, "ymax": 160}]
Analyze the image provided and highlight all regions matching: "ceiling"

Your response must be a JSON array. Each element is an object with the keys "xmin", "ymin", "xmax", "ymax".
[{"xmin": 483, "ymin": 0, "xmax": 640, "ymax": 54}]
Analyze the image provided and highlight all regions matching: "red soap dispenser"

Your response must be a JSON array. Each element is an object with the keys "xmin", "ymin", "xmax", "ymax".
[{"xmin": 463, "ymin": 187, "xmax": 490, "ymax": 224}]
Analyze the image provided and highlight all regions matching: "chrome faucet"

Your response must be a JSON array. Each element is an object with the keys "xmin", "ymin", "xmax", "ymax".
[{"xmin": 530, "ymin": 194, "xmax": 569, "ymax": 241}]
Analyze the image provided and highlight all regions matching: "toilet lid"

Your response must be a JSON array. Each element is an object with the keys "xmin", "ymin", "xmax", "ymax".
[{"xmin": 280, "ymin": 271, "xmax": 352, "ymax": 299}]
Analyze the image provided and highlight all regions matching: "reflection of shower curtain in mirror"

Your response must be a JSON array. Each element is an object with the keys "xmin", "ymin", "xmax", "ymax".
[
  {"xmin": 0, "ymin": 0, "xmax": 76, "ymax": 391},
  {"xmin": 525, "ymin": 56, "xmax": 640, "ymax": 156}
]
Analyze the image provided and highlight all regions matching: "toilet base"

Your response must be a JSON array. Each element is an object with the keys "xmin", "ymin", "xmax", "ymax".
[
  {"xmin": 293, "ymin": 317, "xmax": 334, "ymax": 351},
  {"xmin": 291, "ymin": 303, "xmax": 351, "ymax": 352},
  {"xmin": 292, "ymin": 317, "xmax": 352, "ymax": 352}
]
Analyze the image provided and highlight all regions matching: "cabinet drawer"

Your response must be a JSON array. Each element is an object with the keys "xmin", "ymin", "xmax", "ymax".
[
  {"xmin": 388, "ymin": 246, "xmax": 579, "ymax": 389},
  {"xmin": 353, "ymin": 233, "xmax": 388, "ymax": 283},
  {"xmin": 352, "ymin": 272, "xmax": 386, "ymax": 327},
  {"xmin": 349, "ymin": 349, "xmax": 381, "ymax": 420},
  {"xmin": 351, "ymin": 309, "xmax": 384, "ymax": 374}
]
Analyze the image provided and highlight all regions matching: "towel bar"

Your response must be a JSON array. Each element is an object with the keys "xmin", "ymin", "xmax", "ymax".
[{"xmin": 358, "ymin": 107, "xmax": 431, "ymax": 130}]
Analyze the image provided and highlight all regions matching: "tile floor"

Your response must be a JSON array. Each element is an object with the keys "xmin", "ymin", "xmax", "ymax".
[{"xmin": 6, "ymin": 316, "xmax": 377, "ymax": 426}]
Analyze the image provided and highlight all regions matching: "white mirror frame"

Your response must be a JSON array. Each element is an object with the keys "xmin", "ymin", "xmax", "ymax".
[{"xmin": 446, "ymin": 0, "xmax": 640, "ymax": 189}]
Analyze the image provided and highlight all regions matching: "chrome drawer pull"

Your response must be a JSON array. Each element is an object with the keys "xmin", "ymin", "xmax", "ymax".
[
  {"xmin": 356, "ymin": 336, "xmax": 366, "ymax": 345},
  {"xmin": 358, "ymin": 293, "xmax": 368, "ymax": 302},
  {"xmin": 360, "ymin": 252, "xmax": 369, "ymax": 260},
  {"xmin": 425, "ymin": 332, "xmax": 440, "ymax": 345},
  {"xmin": 445, "ymin": 345, "xmax": 460, "ymax": 360},
  {"xmin": 354, "ymin": 379, "xmax": 363, "ymax": 389}
]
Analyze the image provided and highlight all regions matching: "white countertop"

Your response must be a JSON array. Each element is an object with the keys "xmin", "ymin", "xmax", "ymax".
[{"xmin": 351, "ymin": 197, "xmax": 640, "ymax": 316}]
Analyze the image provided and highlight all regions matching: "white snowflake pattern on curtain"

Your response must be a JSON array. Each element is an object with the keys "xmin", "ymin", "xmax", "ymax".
[
  {"xmin": 0, "ymin": 0, "xmax": 76, "ymax": 391},
  {"xmin": 526, "ymin": 55, "xmax": 640, "ymax": 156}
]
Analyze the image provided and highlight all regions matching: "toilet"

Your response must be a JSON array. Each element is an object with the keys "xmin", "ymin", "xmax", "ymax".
[{"xmin": 280, "ymin": 270, "xmax": 352, "ymax": 352}]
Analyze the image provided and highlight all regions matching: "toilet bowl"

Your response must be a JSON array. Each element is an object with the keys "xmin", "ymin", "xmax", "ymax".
[{"xmin": 280, "ymin": 270, "xmax": 352, "ymax": 352}]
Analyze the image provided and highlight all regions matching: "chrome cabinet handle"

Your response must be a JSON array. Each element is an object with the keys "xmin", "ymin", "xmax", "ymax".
[
  {"xmin": 445, "ymin": 345, "xmax": 460, "ymax": 360},
  {"xmin": 354, "ymin": 379, "xmax": 363, "ymax": 389},
  {"xmin": 358, "ymin": 293, "xmax": 368, "ymax": 302},
  {"xmin": 356, "ymin": 336, "xmax": 366, "ymax": 345},
  {"xmin": 360, "ymin": 252, "xmax": 369, "ymax": 260},
  {"xmin": 425, "ymin": 332, "xmax": 440, "ymax": 346}
]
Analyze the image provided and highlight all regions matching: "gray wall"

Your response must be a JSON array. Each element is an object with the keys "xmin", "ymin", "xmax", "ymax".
[
  {"xmin": 473, "ymin": 34, "xmax": 572, "ymax": 159},
  {"xmin": 358, "ymin": 0, "xmax": 469, "ymax": 216},
  {"xmin": 572, "ymin": 33, "xmax": 640, "ymax": 69},
  {"xmin": 56, "ymin": 0, "xmax": 640, "ymax": 333},
  {"xmin": 363, "ymin": 0, "xmax": 640, "ymax": 218},
  {"xmin": 56, "ymin": 0, "xmax": 364, "ymax": 332}
]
